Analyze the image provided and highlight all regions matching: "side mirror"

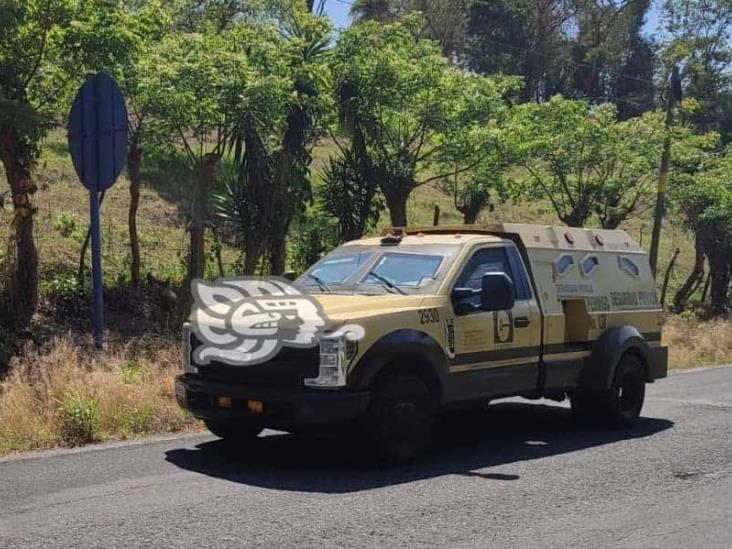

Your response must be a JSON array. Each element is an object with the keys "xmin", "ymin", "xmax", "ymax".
[
  {"xmin": 480, "ymin": 272, "xmax": 515, "ymax": 311},
  {"xmin": 451, "ymin": 272, "xmax": 515, "ymax": 314},
  {"xmin": 281, "ymin": 271, "xmax": 297, "ymax": 281}
]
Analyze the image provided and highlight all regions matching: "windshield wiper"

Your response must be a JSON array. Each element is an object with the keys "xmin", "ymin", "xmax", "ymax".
[
  {"xmin": 303, "ymin": 273, "xmax": 332, "ymax": 293},
  {"xmin": 365, "ymin": 271, "xmax": 407, "ymax": 295}
]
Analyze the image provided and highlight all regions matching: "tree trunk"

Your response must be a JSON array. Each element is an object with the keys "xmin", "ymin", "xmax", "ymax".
[
  {"xmin": 673, "ymin": 233, "xmax": 705, "ymax": 312},
  {"xmin": 382, "ymin": 185, "xmax": 411, "ymax": 227},
  {"xmin": 269, "ymin": 231, "xmax": 288, "ymax": 276},
  {"xmin": 560, "ymin": 209, "xmax": 587, "ymax": 228},
  {"xmin": 269, "ymin": 103, "xmax": 309, "ymax": 275},
  {"xmin": 660, "ymin": 248, "xmax": 680, "ymax": 309},
  {"xmin": 243, "ymin": 243, "xmax": 261, "ymax": 276},
  {"xmin": 188, "ymin": 154, "xmax": 218, "ymax": 282},
  {"xmin": 0, "ymin": 129, "xmax": 38, "ymax": 327},
  {"xmin": 241, "ymin": 128, "xmax": 270, "ymax": 276},
  {"xmin": 127, "ymin": 142, "xmax": 142, "ymax": 288},
  {"xmin": 701, "ymin": 230, "xmax": 731, "ymax": 317},
  {"xmin": 458, "ymin": 192, "xmax": 487, "ymax": 225}
]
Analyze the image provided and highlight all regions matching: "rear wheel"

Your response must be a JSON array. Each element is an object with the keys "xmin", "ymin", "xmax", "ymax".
[
  {"xmin": 571, "ymin": 354, "xmax": 646, "ymax": 427},
  {"xmin": 364, "ymin": 373, "xmax": 435, "ymax": 464},
  {"xmin": 204, "ymin": 419, "xmax": 263, "ymax": 443}
]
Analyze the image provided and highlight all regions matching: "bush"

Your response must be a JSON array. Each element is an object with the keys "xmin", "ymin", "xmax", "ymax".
[
  {"xmin": 288, "ymin": 210, "xmax": 339, "ymax": 274},
  {"xmin": 57, "ymin": 389, "xmax": 99, "ymax": 447},
  {"xmin": 319, "ymin": 151, "xmax": 381, "ymax": 242},
  {"xmin": 53, "ymin": 212, "xmax": 83, "ymax": 240},
  {"xmin": 118, "ymin": 359, "xmax": 146, "ymax": 384}
]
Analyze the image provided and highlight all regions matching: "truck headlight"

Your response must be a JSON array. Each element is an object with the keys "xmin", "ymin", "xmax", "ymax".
[
  {"xmin": 181, "ymin": 323, "xmax": 198, "ymax": 374},
  {"xmin": 305, "ymin": 335, "xmax": 354, "ymax": 388}
]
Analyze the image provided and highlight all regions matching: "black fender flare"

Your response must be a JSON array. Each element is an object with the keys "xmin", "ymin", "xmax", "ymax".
[
  {"xmin": 581, "ymin": 325, "xmax": 651, "ymax": 390},
  {"xmin": 348, "ymin": 329, "xmax": 449, "ymax": 402}
]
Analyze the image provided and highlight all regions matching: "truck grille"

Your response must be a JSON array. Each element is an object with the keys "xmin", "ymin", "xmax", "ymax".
[{"xmin": 188, "ymin": 331, "xmax": 319, "ymax": 387}]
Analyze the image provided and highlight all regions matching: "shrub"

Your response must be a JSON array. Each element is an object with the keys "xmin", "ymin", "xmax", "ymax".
[
  {"xmin": 53, "ymin": 212, "xmax": 81, "ymax": 239},
  {"xmin": 57, "ymin": 389, "xmax": 99, "ymax": 447},
  {"xmin": 288, "ymin": 210, "xmax": 339, "ymax": 274},
  {"xmin": 118, "ymin": 360, "xmax": 146, "ymax": 384}
]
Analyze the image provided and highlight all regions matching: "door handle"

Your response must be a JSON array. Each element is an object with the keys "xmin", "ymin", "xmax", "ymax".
[{"xmin": 514, "ymin": 316, "xmax": 530, "ymax": 328}]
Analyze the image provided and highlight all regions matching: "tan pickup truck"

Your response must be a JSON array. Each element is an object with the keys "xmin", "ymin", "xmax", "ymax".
[{"xmin": 176, "ymin": 224, "xmax": 668, "ymax": 462}]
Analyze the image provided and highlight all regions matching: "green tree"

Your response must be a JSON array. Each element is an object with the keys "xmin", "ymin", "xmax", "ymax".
[
  {"xmin": 0, "ymin": 0, "xmax": 136, "ymax": 325},
  {"xmin": 351, "ymin": 0, "xmax": 469, "ymax": 57},
  {"xmin": 474, "ymin": 0, "xmax": 578, "ymax": 102},
  {"xmin": 142, "ymin": 30, "xmax": 251, "ymax": 282},
  {"xmin": 434, "ymin": 78, "xmax": 521, "ymax": 224},
  {"xmin": 569, "ymin": 0, "xmax": 655, "ymax": 118},
  {"xmin": 73, "ymin": 1, "xmax": 172, "ymax": 288},
  {"xmin": 665, "ymin": 117, "xmax": 724, "ymax": 312},
  {"xmin": 671, "ymin": 145, "xmax": 732, "ymax": 315},
  {"xmin": 214, "ymin": 10, "xmax": 332, "ymax": 275},
  {"xmin": 318, "ymin": 147, "xmax": 382, "ymax": 242},
  {"xmin": 516, "ymin": 97, "xmax": 662, "ymax": 228},
  {"xmin": 662, "ymin": 0, "xmax": 732, "ymax": 143},
  {"xmin": 119, "ymin": 4, "xmax": 171, "ymax": 288},
  {"xmin": 350, "ymin": 0, "xmax": 403, "ymax": 23},
  {"xmin": 466, "ymin": 0, "xmax": 529, "ymax": 77},
  {"xmin": 333, "ymin": 20, "xmax": 507, "ymax": 227},
  {"xmin": 436, "ymin": 139, "xmax": 513, "ymax": 225},
  {"xmin": 466, "ymin": 1, "xmax": 655, "ymax": 113}
]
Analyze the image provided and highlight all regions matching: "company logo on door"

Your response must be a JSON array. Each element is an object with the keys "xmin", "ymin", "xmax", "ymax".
[{"xmin": 493, "ymin": 310, "xmax": 514, "ymax": 344}]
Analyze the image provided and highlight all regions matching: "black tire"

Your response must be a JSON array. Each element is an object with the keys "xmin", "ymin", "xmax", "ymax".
[
  {"xmin": 204, "ymin": 419, "xmax": 263, "ymax": 443},
  {"xmin": 364, "ymin": 373, "xmax": 435, "ymax": 464},
  {"xmin": 571, "ymin": 354, "xmax": 646, "ymax": 427}
]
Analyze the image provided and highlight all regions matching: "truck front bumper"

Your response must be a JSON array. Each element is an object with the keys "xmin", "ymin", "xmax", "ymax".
[{"xmin": 175, "ymin": 374, "xmax": 370, "ymax": 428}]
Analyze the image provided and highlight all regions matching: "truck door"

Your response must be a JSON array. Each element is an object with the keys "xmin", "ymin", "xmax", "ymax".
[{"xmin": 449, "ymin": 244, "xmax": 542, "ymax": 399}]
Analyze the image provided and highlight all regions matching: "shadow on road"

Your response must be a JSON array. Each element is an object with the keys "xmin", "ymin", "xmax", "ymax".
[{"xmin": 165, "ymin": 401, "xmax": 673, "ymax": 493}]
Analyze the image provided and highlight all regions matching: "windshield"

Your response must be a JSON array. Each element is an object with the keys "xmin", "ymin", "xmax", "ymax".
[
  {"xmin": 308, "ymin": 251, "xmax": 372, "ymax": 283},
  {"xmin": 361, "ymin": 252, "xmax": 443, "ymax": 288},
  {"xmin": 297, "ymin": 243, "xmax": 461, "ymax": 294}
]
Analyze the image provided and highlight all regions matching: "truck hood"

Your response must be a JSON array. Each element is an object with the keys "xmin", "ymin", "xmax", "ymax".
[
  {"xmin": 311, "ymin": 293, "xmax": 426, "ymax": 320},
  {"xmin": 190, "ymin": 292, "xmax": 427, "ymax": 335}
]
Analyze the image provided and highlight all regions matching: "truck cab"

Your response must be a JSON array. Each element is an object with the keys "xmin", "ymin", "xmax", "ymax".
[{"xmin": 176, "ymin": 224, "xmax": 668, "ymax": 462}]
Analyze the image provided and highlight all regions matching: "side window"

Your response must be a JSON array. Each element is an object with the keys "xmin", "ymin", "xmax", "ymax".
[
  {"xmin": 505, "ymin": 246, "xmax": 533, "ymax": 300},
  {"xmin": 619, "ymin": 255, "xmax": 640, "ymax": 277},
  {"xmin": 581, "ymin": 255, "xmax": 600, "ymax": 276},
  {"xmin": 456, "ymin": 247, "xmax": 510, "ymax": 289},
  {"xmin": 454, "ymin": 246, "xmax": 531, "ymax": 307},
  {"xmin": 554, "ymin": 253, "xmax": 575, "ymax": 276}
]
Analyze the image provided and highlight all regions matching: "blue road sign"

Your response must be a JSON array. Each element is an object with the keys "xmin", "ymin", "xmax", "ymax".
[
  {"xmin": 67, "ymin": 74, "xmax": 128, "ymax": 349},
  {"xmin": 68, "ymin": 74, "xmax": 128, "ymax": 191}
]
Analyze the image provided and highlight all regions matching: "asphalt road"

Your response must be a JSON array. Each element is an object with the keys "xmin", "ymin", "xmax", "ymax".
[{"xmin": 1, "ymin": 366, "xmax": 731, "ymax": 549}]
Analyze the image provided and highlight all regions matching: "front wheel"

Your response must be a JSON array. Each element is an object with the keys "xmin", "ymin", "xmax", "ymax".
[
  {"xmin": 571, "ymin": 354, "xmax": 646, "ymax": 427},
  {"xmin": 364, "ymin": 373, "xmax": 435, "ymax": 464},
  {"xmin": 204, "ymin": 419, "xmax": 263, "ymax": 444}
]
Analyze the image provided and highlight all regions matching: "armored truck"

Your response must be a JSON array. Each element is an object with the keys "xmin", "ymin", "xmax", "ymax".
[{"xmin": 176, "ymin": 224, "xmax": 668, "ymax": 462}]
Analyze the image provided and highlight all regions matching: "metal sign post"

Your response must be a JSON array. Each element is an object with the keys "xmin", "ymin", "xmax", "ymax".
[{"xmin": 68, "ymin": 74, "xmax": 128, "ymax": 349}]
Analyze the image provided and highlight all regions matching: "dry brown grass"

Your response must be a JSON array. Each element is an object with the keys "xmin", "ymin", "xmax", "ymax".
[
  {"xmin": 664, "ymin": 316, "xmax": 732, "ymax": 370},
  {"xmin": 0, "ymin": 335, "xmax": 198, "ymax": 455}
]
